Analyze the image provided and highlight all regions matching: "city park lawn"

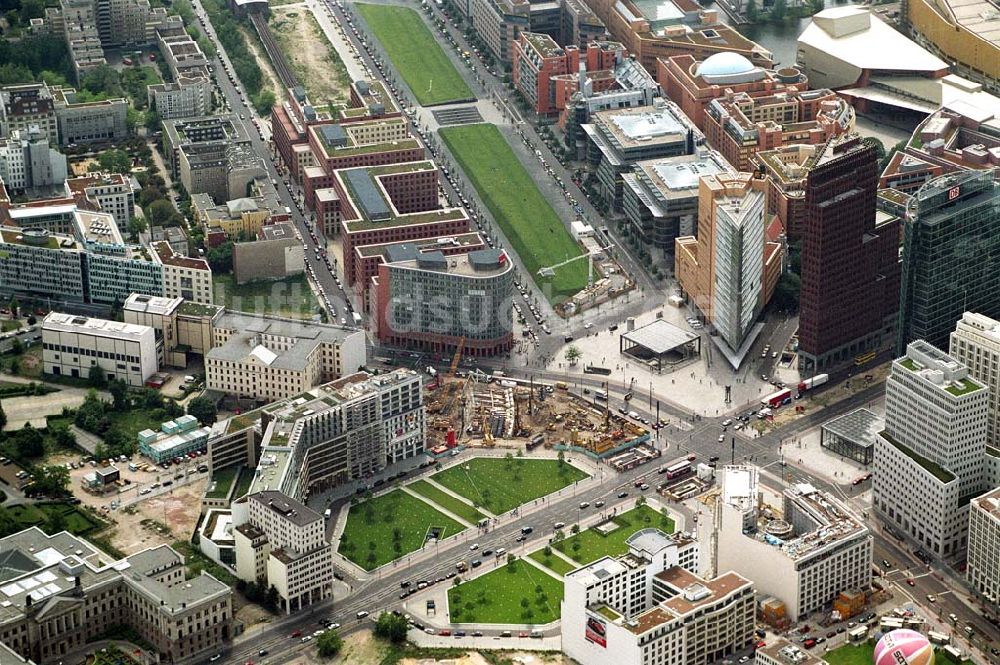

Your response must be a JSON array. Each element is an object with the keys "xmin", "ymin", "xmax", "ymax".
[
  {"xmin": 825, "ymin": 643, "xmax": 970, "ymax": 665},
  {"xmin": 213, "ymin": 273, "xmax": 320, "ymax": 320},
  {"xmin": 407, "ymin": 479, "xmax": 487, "ymax": 525},
  {"xmin": 355, "ymin": 4, "xmax": 472, "ymax": 105},
  {"xmin": 552, "ymin": 504, "xmax": 674, "ymax": 565},
  {"xmin": 527, "ymin": 547, "xmax": 577, "ymax": 576},
  {"xmin": 438, "ymin": 123, "xmax": 589, "ymax": 304},
  {"xmin": 337, "ymin": 489, "xmax": 466, "ymax": 570},
  {"xmin": 448, "ymin": 559, "xmax": 563, "ymax": 624},
  {"xmin": 430, "ymin": 456, "xmax": 589, "ymax": 515}
]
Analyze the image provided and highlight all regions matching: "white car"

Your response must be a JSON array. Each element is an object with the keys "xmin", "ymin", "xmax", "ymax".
[{"xmin": 469, "ymin": 543, "xmax": 479, "ymax": 551}]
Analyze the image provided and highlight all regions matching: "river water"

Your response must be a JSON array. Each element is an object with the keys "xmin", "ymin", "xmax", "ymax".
[{"xmin": 708, "ymin": 0, "xmax": 855, "ymax": 67}]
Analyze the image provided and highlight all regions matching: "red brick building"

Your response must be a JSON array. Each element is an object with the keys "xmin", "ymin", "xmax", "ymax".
[
  {"xmin": 302, "ymin": 117, "xmax": 424, "ymax": 219},
  {"xmin": 512, "ymin": 33, "xmax": 625, "ymax": 116},
  {"xmin": 270, "ymin": 80, "xmax": 401, "ymax": 183},
  {"xmin": 332, "ymin": 161, "xmax": 471, "ymax": 284},
  {"xmin": 658, "ymin": 52, "xmax": 808, "ymax": 131},
  {"xmin": 704, "ymin": 88, "xmax": 854, "ymax": 171}
]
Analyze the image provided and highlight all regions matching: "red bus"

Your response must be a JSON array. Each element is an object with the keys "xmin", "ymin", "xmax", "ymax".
[{"xmin": 664, "ymin": 460, "xmax": 691, "ymax": 480}]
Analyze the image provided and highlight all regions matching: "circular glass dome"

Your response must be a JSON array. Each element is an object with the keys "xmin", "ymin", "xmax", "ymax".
[{"xmin": 696, "ymin": 52, "xmax": 755, "ymax": 77}]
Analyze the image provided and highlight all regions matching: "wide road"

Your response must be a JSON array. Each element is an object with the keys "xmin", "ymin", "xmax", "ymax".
[{"xmin": 188, "ymin": 0, "xmax": 356, "ymax": 325}]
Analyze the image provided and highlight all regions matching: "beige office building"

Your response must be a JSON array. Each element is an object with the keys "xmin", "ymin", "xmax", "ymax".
[
  {"xmin": 967, "ymin": 487, "xmax": 1000, "ymax": 606},
  {"xmin": 232, "ymin": 491, "xmax": 334, "ymax": 613}
]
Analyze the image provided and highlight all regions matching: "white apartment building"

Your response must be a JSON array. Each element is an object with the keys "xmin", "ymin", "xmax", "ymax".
[
  {"xmin": 216, "ymin": 369, "xmax": 425, "ymax": 502},
  {"xmin": 151, "ymin": 240, "xmax": 214, "ymax": 304},
  {"xmin": 874, "ymin": 340, "xmax": 990, "ymax": 558},
  {"xmin": 563, "ymin": 529, "xmax": 754, "ymax": 665},
  {"xmin": 0, "ymin": 128, "xmax": 67, "ymax": 190},
  {"xmin": 42, "ymin": 311, "xmax": 157, "ymax": 386},
  {"xmin": 205, "ymin": 312, "xmax": 365, "ymax": 403},
  {"xmin": 65, "ymin": 171, "xmax": 136, "ymax": 227},
  {"xmin": 712, "ymin": 186, "xmax": 765, "ymax": 353},
  {"xmin": 967, "ymin": 486, "xmax": 1000, "ymax": 605},
  {"xmin": 716, "ymin": 468, "xmax": 872, "ymax": 622},
  {"xmin": 232, "ymin": 491, "xmax": 334, "ymax": 613}
]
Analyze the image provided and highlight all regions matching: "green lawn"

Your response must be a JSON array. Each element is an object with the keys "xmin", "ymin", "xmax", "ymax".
[
  {"xmin": 407, "ymin": 480, "xmax": 487, "ymax": 525},
  {"xmin": 431, "ymin": 457, "xmax": 588, "ymax": 515},
  {"xmin": 527, "ymin": 548, "xmax": 576, "ymax": 576},
  {"xmin": 234, "ymin": 466, "xmax": 255, "ymax": 498},
  {"xmin": 214, "ymin": 273, "xmax": 320, "ymax": 320},
  {"xmin": 206, "ymin": 466, "xmax": 239, "ymax": 499},
  {"xmin": 826, "ymin": 644, "xmax": 969, "ymax": 665},
  {"xmin": 439, "ymin": 124, "xmax": 588, "ymax": 303},
  {"xmin": 7, "ymin": 503, "xmax": 102, "ymax": 536},
  {"xmin": 338, "ymin": 489, "xmax": 466, "ymax": 570},
  {"xmin": 823, "ymin": 644, "xmax": 872, "ymax": 665},
  {"xmin": 355, "ymin": 4, "xmax": 472, "ymax": 106},
  {"xmin": 448, "ymin": 559, "xmax": 563, "ymax": 624},
  {"xmin": 1, "ymin": 320, "xmax": 21, "ymax": 332},
  {"xmin": 553, "ymin": 505, "xmax": 674, "ymax": 566}
]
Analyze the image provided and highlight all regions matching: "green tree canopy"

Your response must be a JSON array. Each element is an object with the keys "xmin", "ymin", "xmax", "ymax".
[
  {"xmin": 316, "ymin": 630, "xmax": 343, "ymax": 658},
  {"xmin": 373, "ymin": 612, "xmax": 408, "ymax": 644},
  {"xmin": 187, "ymin": 396, "xmax": 217, "ymax": 426}
]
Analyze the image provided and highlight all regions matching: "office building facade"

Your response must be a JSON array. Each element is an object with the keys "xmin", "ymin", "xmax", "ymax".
[
  {"xmin": 0, "ymin": 528, "xmax": 232, "ymax": 664},
  {"xmin": 898, "ymin": 170, "xmax": 1000, "ymax": 354},
  {"xmin": 967, "ymin": 487, "xmax": 1000, "ymax": 606},
  {"xmin": 674, "ymin": 172, "xmax": 782, "ymax": 366},
  {"xmin": 217, "ymin": 370, "xmax": 425, "ymax": 502},
  {"xmin": 798, "ymin": 136, "xmax": 901, "ymax": 372},
  {"xmin": 716, "ymin": 469, "xmax": 873, "ymax": 622},
  {"xmin": 562, "ymin": 528, "xmax": 754, "ymax": 665},
  {"xmin": 374, "ymin": 246, "xmax": 515, "ymax": 357},
  {"xmin": 874, "ymin": 341, "xmax": 990, "ymax": 558},
  {"xmin": 42, "ymin": 311, "xmax": 158, "ymax": 385},
  {"xmin": 232, "ymin": 491, "xmax": 334, "ymax": 614}
]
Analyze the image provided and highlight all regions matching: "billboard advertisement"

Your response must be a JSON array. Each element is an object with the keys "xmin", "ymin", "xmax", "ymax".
[{"xmin": 585, "ymin": 616, "xmax": 607, "ymax": 648}]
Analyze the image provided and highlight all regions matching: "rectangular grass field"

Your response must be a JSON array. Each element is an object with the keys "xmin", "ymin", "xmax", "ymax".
[
  {"xmin": 407, "ymin": 480, "xmax": 487, "ymax": 525},
  {"xmin": 356, "ymin": 4, "xmax": 472, "ymax": 106},
  {"xmin": 448, "ymin": 559, "xmax": 563, "ymax": 624},
  {"xmin": 552, "ymin": 504, "xmax": 674, "ymax": 566},
  {"xmin": 439, "ymin": 124, "xmax": 589, "ymax": 303},
  {"xmin": 431, "ymin": 457, "xmax": 588, "ymax": 515},
  {"xmin": 338, "ymin": 489, "xmax": 466, "ymax": 570},
  {"xmin": 527, "ymin": 548, "xmax": 577, "ymax": 576}
]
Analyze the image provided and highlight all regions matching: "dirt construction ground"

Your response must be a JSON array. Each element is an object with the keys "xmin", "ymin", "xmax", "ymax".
[
  {"xmin": 54, "ymin": 452, "xmax": 209, "ymax": 554},
  {"xmin": 283, "ymin": 630, "xmax": 572, "ymax": 665},
  {"xmin": 269, "ymin": 7, "xmax": 350, "ymax": 104}
]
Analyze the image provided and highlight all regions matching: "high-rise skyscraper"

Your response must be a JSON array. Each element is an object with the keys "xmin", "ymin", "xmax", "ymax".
[
  {"xmin": 874, "ymin": 341, "xmax": 989, "ymax": 558},
  {"xmin": 897, "ymin": 169, "xmax": 1000, "ymax": 354},
  {"xmin": 798, "ymin": 135, "xmax": 901, "ymax": 372},
  {"xmin": 950, "ymin": 311, "xmax": 1000, "ymax": 448},
  {"xmin": 674, "ymin": 172, "xmax": 783, "ymax": 367}
]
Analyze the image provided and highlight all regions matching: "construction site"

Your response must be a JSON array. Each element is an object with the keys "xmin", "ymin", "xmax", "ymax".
[{"xmin": 423, "ymin": 343, "xmax": 648, "ymax": 457}]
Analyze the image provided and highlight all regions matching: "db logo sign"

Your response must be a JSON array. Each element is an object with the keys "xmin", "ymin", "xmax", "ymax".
[{"xmin": 948, "ymin": 186, "xmax": 961, "ymax": 200}]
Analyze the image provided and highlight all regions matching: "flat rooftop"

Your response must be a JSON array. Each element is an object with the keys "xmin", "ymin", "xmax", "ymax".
[
  {"xmin": 43, "ymin": 312, "xmax": 152, "ymax": 340},
  {"xmin": 356, "ymin": 232, "xmax": 485, "ymax": 258},
  {"xmin": 124, "ymin": 293, "xmax": 184, "ymax": 316},
  {"xmin": 208, "ymin": 312, "xmax": 358, "ymax": 371},
  {"xmin": 251, "ymin": 490, "xmax": 322, "ymax": 527},
  {"xmin": 75, "ymin": 210, "xmax": 123, "ymax": 246},
  {"xmin": 386, "ymin": 246, "xmax": 513, "ymax": 278},
  {"xmin": 973, "ymin": 486, "xmax": 1000, "ymax": 522},
  {"xmin": 603, "ymin": 106, "xmax": 687, "ymax": 145},
  {"xmin": 721, "ymin": 465, "xmax": 758, "ymax": 513}
]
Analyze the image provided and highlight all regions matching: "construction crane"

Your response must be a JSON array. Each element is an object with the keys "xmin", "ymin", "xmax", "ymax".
[
  {"xmin": 442, "ymin": 337, "xmax": 466, "ymax": 415},
  {"xmin": 538, "ymin": 250, "xmax": 598, "ymax": 289}
]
